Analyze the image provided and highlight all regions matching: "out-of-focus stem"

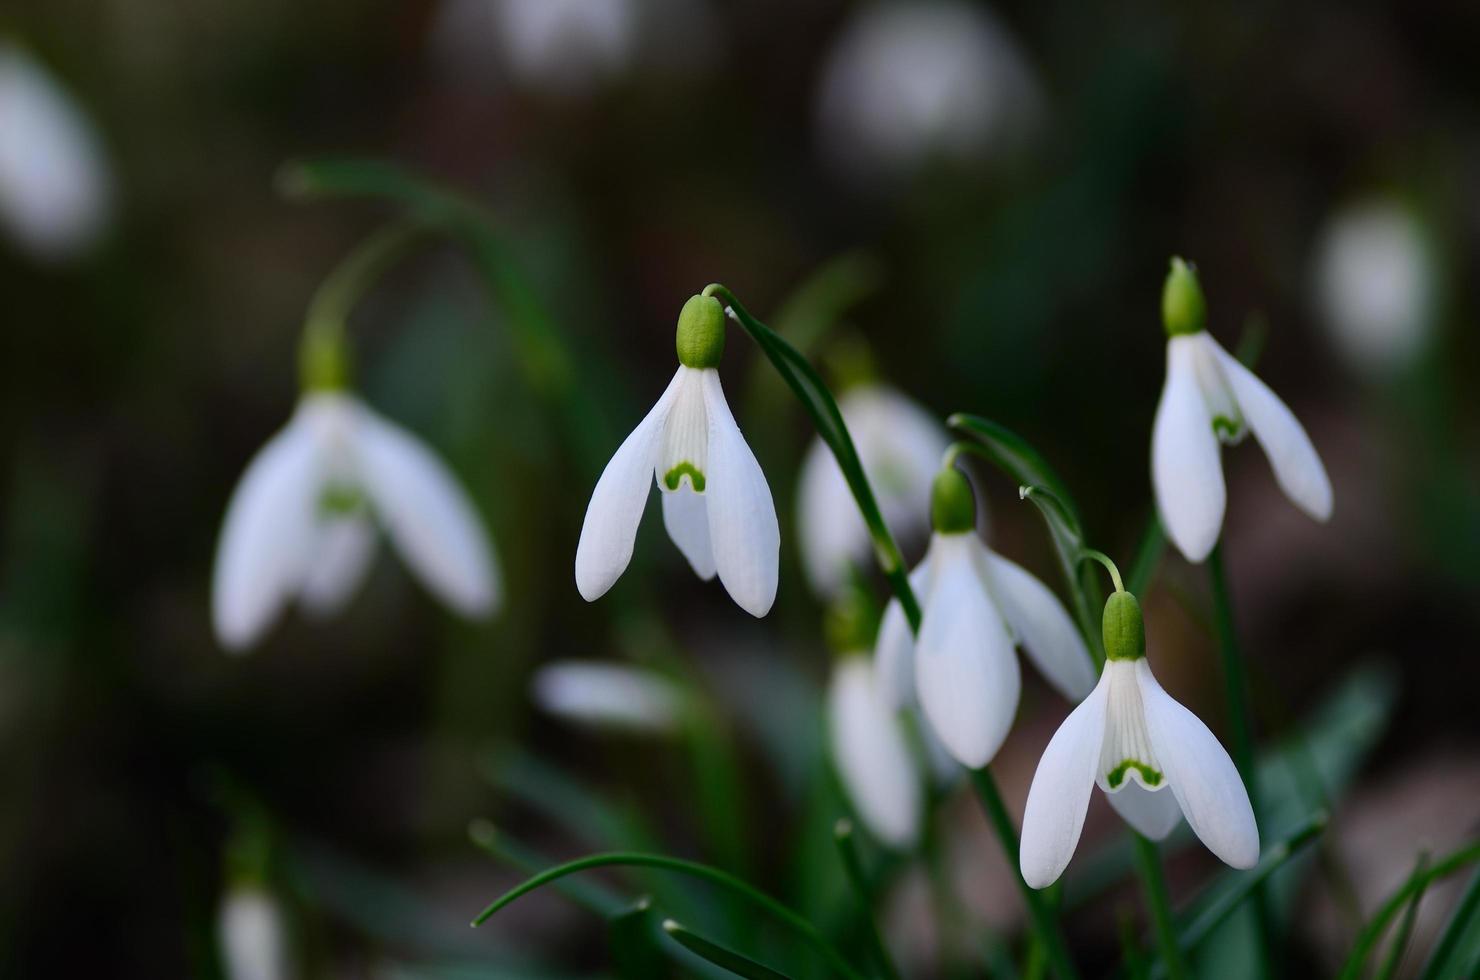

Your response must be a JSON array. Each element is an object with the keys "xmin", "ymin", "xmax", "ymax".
[{"xmin": 1133, "ymin": 834, "xmax": 1187, "ymax": 980}]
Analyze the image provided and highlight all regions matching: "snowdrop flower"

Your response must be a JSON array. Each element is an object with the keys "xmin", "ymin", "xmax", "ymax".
[
  {"xmin": 876, "ymin": 467, "xmax": 1098, "ymax": 768},
  {"xmin": 212, "ymin": 377, "xmax": 500, "ymax": 651},
  {"xmin": 575, "ymin": 294, "xmax": 779, "ymax": 617},
  {"xmin": 0, "ymin": 43, "xmax": 111, "ymax": 260},
  {"xmin": 815, "ymin": 0, "xmax": 1042, "ymax": 184},
  {"xmin": 1312, "ymin": 199, "xmax": 1435, "ymax": 377},
  {"xmin": 1020, "ymin": 589, "xmax": 1259, "ymax": 888},
  {"xmin": 218, "ymin": 886, "xmax": 291, "ymax": 980},
  {"xmin": 1152, "ymin": 258, "xmax": 1332, "ymax": 564},
  {"xmin": 797, "ymin": 384, "xmax": 949, "ymax": 598},
  {"xmin": 828, "ymin": 653, "xmax": 922, "ymax": 848},
  {"xmin": 533, "ymin": 659, "xmax": 686, "ymax": 733}
]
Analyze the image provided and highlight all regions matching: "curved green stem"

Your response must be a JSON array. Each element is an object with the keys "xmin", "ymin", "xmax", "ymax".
[
  {"xmin": 1339, "ymin": 841, "xmax": 1480, "ymax": 980},
  {"xmin": 1418, "ymin": 865, "xmax": 1480, "ymax": 980},
  {"xmin": 468, "ymin": 850, "xmax": 867, "ymax": 980},
  {"xmin": 1078, "ymin": 549, "xmax": 1125, "ymax": 595},
  {"xmin": 298, "ymin": 220, "xmax": 431, "ymax": 391}
]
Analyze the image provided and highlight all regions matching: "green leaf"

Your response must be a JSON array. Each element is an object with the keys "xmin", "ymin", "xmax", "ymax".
[
  {"xmin": 1375, "ymin": 854, "xmax": 1432, "ymax": 980},
  {"xmin": 1419, "ymin": 867, "xmax": 1480, "ymax": 980},
  {"xmin": 662, "ymin": 919, "xmax": 796, "ymax": 979},
  {"xmin": 609, "ymin": 898, "xmax": 669, "ymax": 980},
  {"xmin": 1340, "ymin": 841, "xmax": 1480, "ymax": 980},
  {"xmin": 466, "ymin": 849, "xmax": 868, "ymax": 980},
  {"xmin": 946, "ymin": 414, "xmax": 1081, "ymax": 518}
]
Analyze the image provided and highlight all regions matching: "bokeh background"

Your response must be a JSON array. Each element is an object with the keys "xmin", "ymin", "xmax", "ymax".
[{"xmin": 2, "ymin": 0, "xmax": 1478, "ymax": 977}]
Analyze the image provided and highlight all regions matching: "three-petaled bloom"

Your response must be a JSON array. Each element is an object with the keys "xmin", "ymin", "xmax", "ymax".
[
  {"xmin": 575, "ymin": 294, "xmax": 780, "ymax": 617},
  {"xmin": 875, "ymin": 467, "xmax": 1098, "ymax": 769},
  {"xmin": 1020, "ymin": 589, "xmax": 1259, "ymax": 888},
  {"xmin": 828, "ymin": 652, "xmax": 924, "ymax": 848},
  {"xmin": 797, "ymin": 383, "xmax": 949, "ymax": 599},
  {"xmin": 212, "ymin": 389, "xmax": 501, "ymax": 652},
  {"xmin": 1153, "ymin": 258, "xmax": 1332, "ymax": 563}
]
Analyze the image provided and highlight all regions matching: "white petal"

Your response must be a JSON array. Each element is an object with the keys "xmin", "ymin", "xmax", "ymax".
[
  {"xmin": 981, "ymin": 550, "xmax": 1097, "ymax": 702},
  {"xmin": 0, "ymin": 46, "xmax": 111, "ymax": 260},
  {"xmin": 575, "ymin": 370, "xmax": 682, "ymax": 601},
  {"xmin": 354, "ymin": 404, "xmax": 501, "ymax": 618},
  {"xmin": 796, "ymin": 435, "xmax": 865, "ymax": 597},
  {"xmin": 1211, "ymin": 340, "xmax": 1333, "ymax": 522},
  {"xmin": 914, "ymin": 537, "xmax": 1021, "ymax": 768},
  {"xmin": 701, "ymin": 370, "xmax": 780, "ymax": 617},
  {"xmin": 218, "ymin": 887, "xmax": 289, "ymax": 980},
  {"xmin": 661, "ymin": 484, "xmax": 716, "ymax": 580},
  {"xmin": 1019, "ymin": 671, "xmax": 1110, "ymax": 889},
  {"xmin": 1106, "ymin": 782, "xmax": 1182, "ymax": 840},
  {"xmin": 532, "ymin": 660, "xmax": 685, "ymax": 733},
  {"xmin": 298, "ymin": 514, "xmax": 377, "ymax": 617},
  {"xmin": 211, "ymin": 413, "xmax": 321, "ymax": 652},
  {"xmin": 828, "ymin": 656, "xmax": 923, "ymax": 848},
  {"xmin": 872, "ymin": 547, "xmax": 934, "ymax": 710},
  {"xmin": 1153, "ymin": 335, "xmax": 1227, "ymax": 563},
  {"xmin": 1138, "ymin": 660, "xmax": 1260, "ymax": 869}
]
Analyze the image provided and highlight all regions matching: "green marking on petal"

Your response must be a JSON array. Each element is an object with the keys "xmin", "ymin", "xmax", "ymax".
[
  {"xmin": 1212, "ymin": 415, "xmax": 1242, "ymax": 441},
  {"xmin": 319, "ymin": 483, "xmax": 366, "ymax": 516},
  {"xmin": 1107, "ymin": 759, "xmax": 1164, "ymax": 789},
  {"xmin": 664, "ymin": 463, "xmax": 706, "ymax": 492}
]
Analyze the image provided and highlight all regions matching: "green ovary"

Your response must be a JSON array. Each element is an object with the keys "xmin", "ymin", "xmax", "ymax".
[
  {"xmin": 663, "ymin": 463, "xmax": 706, "ymax": 492},
  {"xmin": 1106, "ymin": 759, "xmax": 1164, "ymax": 789}
]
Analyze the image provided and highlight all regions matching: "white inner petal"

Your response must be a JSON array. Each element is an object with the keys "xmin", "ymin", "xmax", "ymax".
[
  {"xmin": 657, "ymin": 368, "xmax": 709, "ymax": 491},
  {"xmin": 1097, "ymin": 660, "xmax": 1167, "ymax": 793},
  {"xmin": 1189, "ymin": 335, "xmax": 1246, "ymax": 445}
]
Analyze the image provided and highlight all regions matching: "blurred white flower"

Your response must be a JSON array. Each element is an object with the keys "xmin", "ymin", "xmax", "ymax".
[
  {"xmin": 492, "ymin": 0, "xmax": 639, "ymax": 95},
  {"xmin": 828, "ymin": 654, "xmax": 922, "ymax": 848},
  {"xmin": 576, "ymin": 296, "xmax": 779, "ymax": 617},
  {"xmin": 797, "ymin": 384, "xmax": 948, "ymax": 599},
  {"xmin": 1020, "ymin": 595, "xmax": 1259, "ymax": 888},
  {"xmin": 218, "ymin": 887, "xmax": 290, "ymax": 980},
  {"xmin": 815, "ymin": 0, "xmax": 1043, "ymax": 183},
  {"xmin": 212, "ymin": 392, "xmax": 501, "ymax": 652},
  {"xmin": 0, "ymin": 43, "xmax": 111, "ymax": 260},
  {"xmin": 878, "ymin": 468, "xmax": 1097, "ymax": 769},
  {"xmin": 1153, "ymin": 260, "xmax": 1332, "ymax": 563},
  {"xmin": 1312, "ymin": 199, "xmax": 1435, "ymax": 377},
  {"xmin": 533, "ymin": 660, "xmax": 686, "ymax": 733}
]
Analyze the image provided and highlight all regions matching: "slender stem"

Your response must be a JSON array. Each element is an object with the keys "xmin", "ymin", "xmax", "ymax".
[
  {"xmin": 467, "ymin": 850, "xmax": 867, "ymax": 980},
  {"xmin": 1339, "ymin": 841, "xmax": 1480, "ymax": 980},
  {"xmin": 708, "ymin": 284, "xmax": 1079, "ymax": 976},
  {"xmin": 1207, "ymin": 543, "xmax": 1276, "ymax": 976},
  {"xmin": 970, "ymin": 770, "xmax": 1081, "ymax": 980},
  {"xmin": 1418, "ymin": 865, "xmax": 1480, "ymax": 980},
  {"xmin": 833, "ymin": 820, "xmax": 902, "ymax": 980},
  {"xmin": 466, "ymin": 819, "xmax": 625, "ymax": 916},
  {"xmin": 1375, "ymin": 853, "xmax": 1432, "ymax": 980},
  {"xmin": 1125, "ymin": 515, "xmax": 1165, "ymax": 597},
  {"xmin": 1132, "ymin": 834, "xmax": 1187, "ymax": 980},
  {"xmin": 298, "ymin": 220, "xmax": 431, "ymax": 390},
  {"xmin": 1078, "ymin": 549, "xmax": 1125, "ymax": 594}
]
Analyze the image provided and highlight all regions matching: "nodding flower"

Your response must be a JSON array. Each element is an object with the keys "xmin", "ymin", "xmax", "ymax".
[{"xmin": 576, "ymin": 294, "xmax": 780, "ymax": 617}]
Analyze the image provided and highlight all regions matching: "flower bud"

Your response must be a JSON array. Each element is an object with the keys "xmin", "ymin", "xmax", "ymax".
[
  {"xmin": 1162, "ymin": 257, "xmax": 1206, "ymax": 337},
  {"xmin": 1102, "ymin": 590, "xmax": 1145, "ymax": 661},
  {"xmin": 930, "ymin": 466, "xmax": 975, "ymax": 535},
  {"xmin": 675, "ymin": 294, "xmax": 726, "ymax": 369}
]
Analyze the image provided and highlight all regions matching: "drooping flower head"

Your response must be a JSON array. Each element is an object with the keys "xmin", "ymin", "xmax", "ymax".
[
  {"xmin": 211, "ymin": 322, "xmax": 500, "ymax": 651},
  {"xmin": 828, "ymin": 652, "xmax": 924, "ymax": 849},
  {"xmin": 876, "ymin": 465, "xmax": 1098, "ymax": 769},
  {"xmin": 532, "ymin": 659, "xmax": 687, "ymax": 734},
  {"xmin": 1020, "ymin": 588, "xmax": 1259, "ymax": 888},
  {"xmin": 1152, "ymin": 258, "xmax": 1332, "ymax": 563},
  {"xmin": 575, "ymin": 294, "xmax": 780, "ymax": 616},
  {"xmin": 797, "ymin": 383, "xmax": 948, "ymax": 599}
]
